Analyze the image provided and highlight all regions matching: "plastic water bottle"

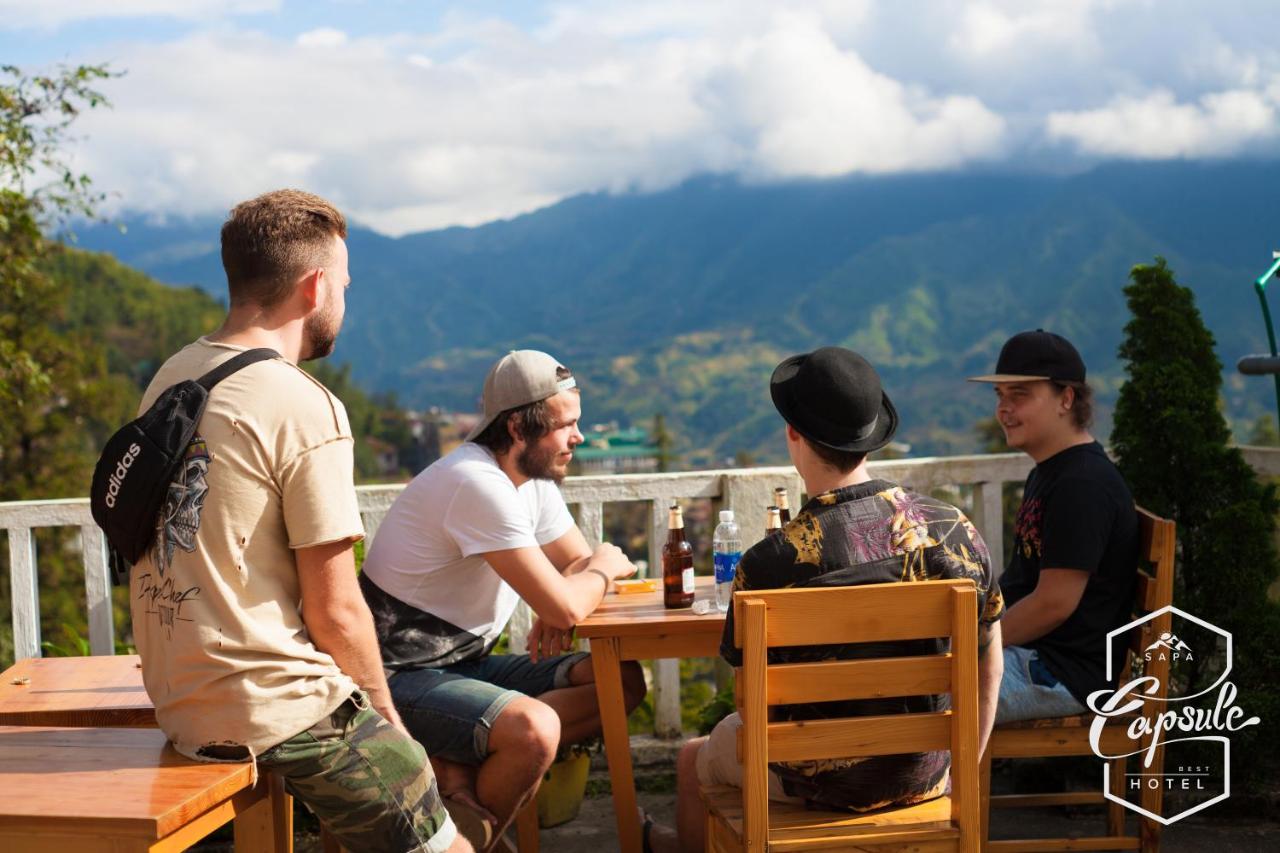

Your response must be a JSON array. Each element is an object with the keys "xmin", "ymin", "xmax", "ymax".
[{"xmin": 713, "ymin": 510, "xmax": 743, "ymax": 612}]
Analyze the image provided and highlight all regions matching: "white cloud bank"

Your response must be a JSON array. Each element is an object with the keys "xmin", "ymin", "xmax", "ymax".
[
  {"xmin": 10, "ymin": 0, "xmax": 1280, "ymax": 233},
  {"xmin": 1048, "ymin": 88, "xmax": 1279, "ymax": 158}
]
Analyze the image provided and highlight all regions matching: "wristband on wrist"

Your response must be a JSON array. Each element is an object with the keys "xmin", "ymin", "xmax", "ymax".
[{"xmin": 587, "ymin": 567, "xmax": 611, "ymax": 588}]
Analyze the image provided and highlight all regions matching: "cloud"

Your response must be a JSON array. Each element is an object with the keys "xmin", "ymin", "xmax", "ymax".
[
  {"xmin": 65, "ymin": 8, "xmax": 1008, "ymax": 234},
  {"xmin": 949, "ymin": 0, "xmax": 1102, "ymax": 60},
  {"xmin": 1047, "ymin": 88, "xmax": 1279, "ymax": 158},
  {"xmin": 296, "ymin": 28, "xmax": 348, "ymax": 48},
  {"xmin": 0, "ymin": 0, "xmax": 280, "ymax": 30},
  {"xmin": 22, "ymin": 0, "xmax": 1280, "ymax": 233},
  {"xmin": 705, "ymin": 16, "xmax": 1005, "ymax": 177}
]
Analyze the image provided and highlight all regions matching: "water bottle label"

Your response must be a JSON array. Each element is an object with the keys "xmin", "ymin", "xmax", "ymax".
[
  {"xmin": 682, "ymin": 567, "xmax": 695, "ymax": 594},
  {"xmin": 714, "ymin": 551, "xmax": 741, "ymax": 584}
]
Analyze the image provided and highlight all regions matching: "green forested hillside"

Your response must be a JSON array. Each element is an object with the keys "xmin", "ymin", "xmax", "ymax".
[{"xmin": 75, "ymin": 162, "xmax": 1280, "ymax": 464}]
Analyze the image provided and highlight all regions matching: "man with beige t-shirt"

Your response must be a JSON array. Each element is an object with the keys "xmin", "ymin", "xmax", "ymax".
[{"xmin": 131, "ymin": 190, "xmax": 469, "ymax": 853}]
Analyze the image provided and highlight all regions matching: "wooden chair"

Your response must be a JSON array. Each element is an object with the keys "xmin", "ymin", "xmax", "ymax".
[
  {"xmin": 980, "ymin": 507, "xmax": 1176, "ymax": 853},
  {"xmin": 702, "ymin": 578, "xmax": 983, "ymax": 852}
]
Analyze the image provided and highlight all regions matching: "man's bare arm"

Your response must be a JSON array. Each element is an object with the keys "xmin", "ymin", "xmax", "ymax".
[
  {"xmin": 296, "ymin": 538, "xmax": 404, "ymax": 731},
  {"xmin": 1000, "ymin": 568, "xmax": 1089, "ymax": 647},
  {"xmin": 977, "ymin": 620, "xmax": 1004, "ymax": 758},
  {"xmin": 540, "ymin": 525, "xmax": 594, "ymax": 575},
  {"xmin": 485, "ymin": 532, "xmax": 635, "ymax": 630}
]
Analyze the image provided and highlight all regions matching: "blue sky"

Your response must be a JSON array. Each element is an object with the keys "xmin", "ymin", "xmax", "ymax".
[{"xmin": 3, "ymin": 1, "xmax": 1279, "ymax": 234}]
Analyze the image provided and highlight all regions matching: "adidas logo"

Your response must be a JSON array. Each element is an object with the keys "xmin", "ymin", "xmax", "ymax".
[{"xmin": 104, "ymin": 443, "xmax": 143, "ymax": 509}]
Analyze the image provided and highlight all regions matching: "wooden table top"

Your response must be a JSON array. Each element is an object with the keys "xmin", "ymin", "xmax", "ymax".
[
  {"xmin": 577, "ymin": 575, "xmax": 725, "ymax": 639},
  {"xmin": 0, "ymin": 725, "xmax": 253, "ymax": 838},
  {"xmin": 0, "ymin": 654, "xmax": 154, "ymax": 727}
]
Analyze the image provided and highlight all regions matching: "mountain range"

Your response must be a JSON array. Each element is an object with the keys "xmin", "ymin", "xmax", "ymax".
[{"xmin": 73, "ymin": 161, "xmax": 1280, "ymax": 465}]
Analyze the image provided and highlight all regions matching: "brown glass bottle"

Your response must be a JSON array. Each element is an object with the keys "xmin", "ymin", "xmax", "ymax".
[
  {"xmin": 662, "ymin": 503, "xmax": 695, "ymax": 608},
  {"xmin": 774, "ymin": 487, "xmax": 791, "ymax": 524},
  {"xmin": 765, "ymin": 505, "xmax": 782, "ymax": 533}
]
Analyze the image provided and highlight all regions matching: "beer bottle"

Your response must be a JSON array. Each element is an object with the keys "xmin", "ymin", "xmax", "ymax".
[
  {"xmin": 774, "ymin": 487, "xmax": 792, "ymax": 525},
  {"xmin": 662, "ymin": 502, "xmax": 695, "ymax": 609},
  {"xmin": 765, "ymin": 505, "xmax": 782, "ymax": 533}
]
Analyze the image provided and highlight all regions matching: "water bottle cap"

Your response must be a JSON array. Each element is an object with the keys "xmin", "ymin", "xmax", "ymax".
[{"xmin": 719, "ymin": 510, "xmax": 734, "ymax": 522}]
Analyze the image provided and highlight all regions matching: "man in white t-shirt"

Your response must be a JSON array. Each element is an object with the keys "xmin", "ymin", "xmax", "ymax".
[{"xmin": 361, "ymin": 350, "xmax": 646, "ymax": 839}]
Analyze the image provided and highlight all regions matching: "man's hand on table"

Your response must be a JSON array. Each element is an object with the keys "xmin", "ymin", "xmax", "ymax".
[{"xmin": 587, "ymin": 542, "xmax": 638, "ymax": 583}]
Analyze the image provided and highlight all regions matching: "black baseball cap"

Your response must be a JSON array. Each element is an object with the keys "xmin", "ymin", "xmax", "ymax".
[{"xmin": 968, "ymin": 329, "xmax": 1086, "ymax": 383}]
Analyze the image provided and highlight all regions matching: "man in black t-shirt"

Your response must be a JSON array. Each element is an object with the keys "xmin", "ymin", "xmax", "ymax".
[{"xmin": 970, "ymin": 330, "xmax": 1138, "ymax": 722}]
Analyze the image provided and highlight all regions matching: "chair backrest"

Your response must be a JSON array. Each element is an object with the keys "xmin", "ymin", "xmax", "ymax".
[
  {"xmin": 731, "ymin": 578, "xmax": 980, "ymax": 852},
  {"xmin": 1126, "ymin": 507, "xmax": 1177, "ymax": 712}
]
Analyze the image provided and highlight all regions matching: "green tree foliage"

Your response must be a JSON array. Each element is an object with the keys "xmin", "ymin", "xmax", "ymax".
[
  {"xmin": 1247, "ymin": 413, "xmax": 1280, "ymax": 447},
  {"xmin": 1111, "ymin": 257, "xmax": 1280, "ymax": 782},
  {"xmin": 651, "ymin": 412, "xmax": 674, "ymax": 472},
  {"xmin": 1, "ymin": 64, "xmax": 120, "ymax": 500}
]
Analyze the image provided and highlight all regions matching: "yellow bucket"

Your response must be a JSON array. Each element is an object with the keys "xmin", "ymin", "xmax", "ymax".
[{"xmin": 536, "ymin": 752, "xmax": 591, "ymax": 828}]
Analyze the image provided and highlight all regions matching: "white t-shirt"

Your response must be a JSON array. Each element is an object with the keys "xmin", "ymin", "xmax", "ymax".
[{"xmin": 361, "ymin": 442, "xmax": 574, "ymax": 668}]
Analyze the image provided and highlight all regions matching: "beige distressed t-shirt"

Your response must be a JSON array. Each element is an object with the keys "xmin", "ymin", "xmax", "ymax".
[{"xmin": 130, "ymin": 338, "xmax": 362, "ymax": 759}]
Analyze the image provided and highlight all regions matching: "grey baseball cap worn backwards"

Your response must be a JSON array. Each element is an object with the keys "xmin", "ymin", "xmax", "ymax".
[{"xmin": 465, "ymin": 350, "xmax": 577, "ymax": 441}]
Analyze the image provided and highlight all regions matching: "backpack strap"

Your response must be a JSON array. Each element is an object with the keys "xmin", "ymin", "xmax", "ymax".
[{"xmin": 195, "ymin": 348, "xmax": 281, "ymax": 391}]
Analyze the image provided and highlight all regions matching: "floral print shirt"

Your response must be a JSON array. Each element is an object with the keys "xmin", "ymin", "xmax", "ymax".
[{"xmin": 719, "ymin": 478, "xmax": 1004, "ymax": 812}]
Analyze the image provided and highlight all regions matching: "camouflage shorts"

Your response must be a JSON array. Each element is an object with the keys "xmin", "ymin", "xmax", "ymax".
[{"xmin": 258, "ymin": 691, "xmax": 457, "ymax": 852}]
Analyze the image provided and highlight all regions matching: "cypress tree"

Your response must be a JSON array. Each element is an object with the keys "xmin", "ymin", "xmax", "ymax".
[{"xmin": 1112, "ymin": 257, "xmax": 1280, "ymax": 783}]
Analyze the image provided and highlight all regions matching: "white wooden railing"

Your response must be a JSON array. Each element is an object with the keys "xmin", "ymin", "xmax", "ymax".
[{"xmin": 7, "ymin": 448, "xmax": 1279, "ymax": 737}]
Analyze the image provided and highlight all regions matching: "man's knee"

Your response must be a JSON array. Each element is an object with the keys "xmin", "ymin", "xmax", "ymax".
[
  {"xmin": 677, "ymin": 736, "xmax": 706, "ymax": 788},
  {"xmin": 490, "ymin": 697, "xmax": 561, "ymax": 768},
  {"xmin": 621, "ymin": 660, "xmax": 647, "ymax": 710}
]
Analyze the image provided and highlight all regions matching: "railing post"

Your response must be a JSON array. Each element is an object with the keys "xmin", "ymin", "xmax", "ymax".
[
  {"xmin": 972, "ymin": 481, "xmax": 1005, "ymax": 581},
  {"xmin": 81, "ymin": 525, "xmax": 115, "ymax": 655},
  {"xmin": 578, "ymin": 501, "xmax": 604, "ymax": 551},
  {"xmin": 9, "ymin": 527, "xmax": 40, "ymax": 660},
  {"xmin": 722, "ymin": 470, "xmax": 796, "ymax": 550}
]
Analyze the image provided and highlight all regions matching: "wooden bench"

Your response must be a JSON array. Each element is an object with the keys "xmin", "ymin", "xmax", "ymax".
[{"xmin": 0, "ymin": 725, "xmax": 288, "ymax": 852}]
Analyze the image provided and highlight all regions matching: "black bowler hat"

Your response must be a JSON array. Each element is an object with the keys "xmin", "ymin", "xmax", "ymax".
[
  {"xmin": 770, "ymin": 347, "xmax": 898, "ymax": 453},
  {"xmin": 968, "ymin": 329, "xmax": 1086, "ymax": 384}
]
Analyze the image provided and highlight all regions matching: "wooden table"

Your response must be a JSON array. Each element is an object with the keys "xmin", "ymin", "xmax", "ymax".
[
  {"xmin": 0, "ymin": 655, "xmax": 292, "ymax": 851},
  {"xmin": 0, "ymin": 654, "xmax": 155, "ymax": 727},
  {"xmin": 577, "ymin": 575, "xmax": 725, "ymax": 853},
  {"xmin": 0, "ymin": 725, "xmax": 286, "ymax": 852}
]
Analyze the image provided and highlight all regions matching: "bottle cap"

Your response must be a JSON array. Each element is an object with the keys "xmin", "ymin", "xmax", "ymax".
[{"xmin": 719, "ymin": 510, "xmax": 734, "ymax": 523}]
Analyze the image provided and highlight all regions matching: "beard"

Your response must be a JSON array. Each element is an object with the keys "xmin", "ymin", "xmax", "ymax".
[
  {"xmin": 517, "ymin": 441, "xmax": 567, "ymax": 484},
  {"xmin": 301, "ymin": 300, "xmax": 339, "ymax": 361}
]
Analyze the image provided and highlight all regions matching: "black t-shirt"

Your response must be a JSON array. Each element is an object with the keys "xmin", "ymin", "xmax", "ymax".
[{"xmin": 1000, "ymin": 441, "xmax": 1139, "ymax": 705}]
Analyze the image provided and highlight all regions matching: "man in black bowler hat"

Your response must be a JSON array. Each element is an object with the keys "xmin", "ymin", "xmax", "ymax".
[
  {"xmin": 649, "ymin": 347, "xmax": 1005, "ymax": 853},
  {"xmin": 970, "ymin": 330, "xmax": 1138, "ymax": 723}
]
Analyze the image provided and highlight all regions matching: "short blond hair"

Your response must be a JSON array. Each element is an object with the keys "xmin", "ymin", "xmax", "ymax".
[{"xmin": 220, "ymin": 189, "xmax": 347, "ymax": 309}]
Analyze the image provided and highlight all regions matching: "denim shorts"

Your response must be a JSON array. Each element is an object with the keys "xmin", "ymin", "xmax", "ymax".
[
  {"xmin": 996, "ymin": 645, "xmax": 1087, "ymax": 723},
  {"xmin": 389, "ymin": 652, "xmax": 589, "ymax": 765}
]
